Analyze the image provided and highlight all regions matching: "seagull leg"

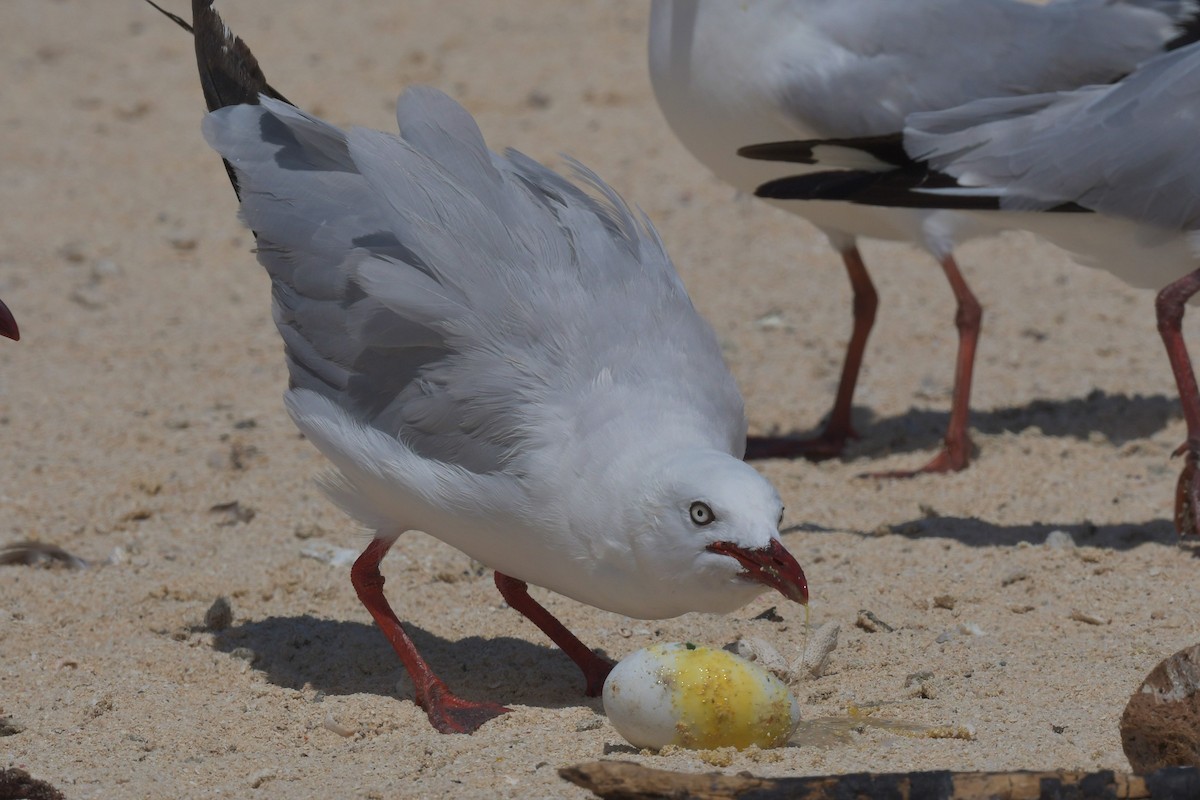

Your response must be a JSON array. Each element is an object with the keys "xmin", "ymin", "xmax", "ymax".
[
  {"xmin": 352, "ymin": 537, "xmax": 510, "ymax": 734},
  {"xmin": 494, "ymin": 572, "xmax": 614, "ymax": 696},
  {"xmin": 1156, "ymin": 268, "xmax": 1200, "ymax": 537},
  {"xmin": 864, "ymin": 253, "xmax": 978, "ymax": 478},
  {"xmin": 746, "ymin": 246, "xmax": 876, "ymax": 460}
]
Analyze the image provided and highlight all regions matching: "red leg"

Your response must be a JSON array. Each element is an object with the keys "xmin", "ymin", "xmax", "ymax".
[
  {"xmin": 494, "ymin": 572, "xmax": 613, "ymax": 696},
  {"xmin": 746, "ymin": 246, "xmax": 877, "ymax": 460},
  {"xmin": 1156, "ymin": 268, "xmax": 1200, "ymax": 537},
  {"xmin": 352, "ymin": 537, "xmax": 510, "ymax": 733},
  {"xmin": 865, "ymin": 253, "xmax": 979, "ymax": 479}
]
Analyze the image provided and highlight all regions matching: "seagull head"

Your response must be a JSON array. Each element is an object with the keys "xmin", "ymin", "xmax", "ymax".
[{"xmin": 632, "ymin": 449, "xmax": 808, "ymax": 616}]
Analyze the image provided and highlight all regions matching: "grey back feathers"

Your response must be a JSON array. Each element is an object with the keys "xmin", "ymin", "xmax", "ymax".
[
  {"xmin": 202, "ymin": 91, "xmax": 745, "ymax": 473},
  {"xmin": 903, "ymin": 42, "xmax": 1200, "ymax": 231}
]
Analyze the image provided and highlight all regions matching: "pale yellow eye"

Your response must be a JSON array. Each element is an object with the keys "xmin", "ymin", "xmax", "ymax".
[{"xmin": 689, "ymin": 501, "xmax": 715, "ymax": 526}]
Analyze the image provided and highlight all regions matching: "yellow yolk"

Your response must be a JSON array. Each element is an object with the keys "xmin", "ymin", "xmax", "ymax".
[{"xmin": 663, "ymin": 644, "xmax": 795, "ymax": 749}]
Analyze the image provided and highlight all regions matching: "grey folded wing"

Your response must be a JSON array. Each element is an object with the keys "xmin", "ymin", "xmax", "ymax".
[
  {"xmin": 777, "ymin": 0, "xmax": 1195, "ymax": 135},
  {"xmin": 202, "ymin": 89, "xmax": 745, "ymax": 473},
  {"xmin": 901, "ymin": 42, "xmax": 1200, "ymax": 231}
]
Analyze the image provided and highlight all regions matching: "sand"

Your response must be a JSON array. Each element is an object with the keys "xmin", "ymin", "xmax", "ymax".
[{"xmin": 2, "ymin": 1, "xmax": 1198, "ymax": 797}]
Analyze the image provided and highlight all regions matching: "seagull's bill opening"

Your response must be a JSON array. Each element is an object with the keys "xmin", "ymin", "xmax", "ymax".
[{"xmin": 707, "ymin": 539, "xmax": 808, "ymax": 605}]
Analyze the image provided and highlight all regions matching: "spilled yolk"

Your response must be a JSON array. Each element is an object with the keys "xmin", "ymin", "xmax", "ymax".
[{"xmin": 663, "ymin": 645, "xmax": 794, "ymax": 749}]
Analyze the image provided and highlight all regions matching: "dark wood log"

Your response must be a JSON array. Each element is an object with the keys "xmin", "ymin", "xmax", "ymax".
[{"xmin": 560, "ymin": 760, "xmax": 1200, "ymax": 799}]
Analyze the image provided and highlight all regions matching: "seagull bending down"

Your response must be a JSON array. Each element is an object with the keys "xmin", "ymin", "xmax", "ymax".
[
  {"xmin": 649, "ymin": 0, "xmax": 1198, "ymax": 475},
  {"xmin": 737, "ymin": 41, "xmax": 1200, "ymax": 536},
  {"xmin": 166, "ymin": 0, "xmax": 809, "ymax": 734}
]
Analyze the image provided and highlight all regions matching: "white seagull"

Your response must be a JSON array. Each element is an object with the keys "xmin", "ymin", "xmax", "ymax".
[
  {"xmin": 164, "ymin": 0, "xmax": 809, "ymax": 734},
  {"xmin": 737, "ymin": 41, "xmax": 1200, "ymax": 536},
  {"xmin": 649, "ymin": 0, "xmax": 1198, "ymax": 475}
]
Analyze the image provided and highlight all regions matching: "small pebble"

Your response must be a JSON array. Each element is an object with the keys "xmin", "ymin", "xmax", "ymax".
[
  {"xmin": 933, "ymin": 594, "xmax": 956, "ymax": 610},
  {"xmin": 249, "ymin": 770, "xmax": 276, "ymax": 789},
  {"xmin": 796, "ymin": 622, "xmax": 840, "ymax": 680},
  {"xmin": 204, "ymin": 596, "xmax": 233, "ymax": 632},
  {"xmin": 322, "ymin": 713, "xmax": 356, "ymax": 738},
  {"xmin": 1069, "ymin": 609, "xmax": 1109, "ymax": 626},
  {"xmin": 300, "ymin": 542, "xmax": 359, "ymax": 568},
  {"xmin": 0, "ymin": 716, "xmax": 25, "ymax": 737},
  {"xmin": 1044, "ymin": 530, "xmax": 1075, "ymax": 549},
  {"xmin": 752, "ymin": 606, "xmax": 783, "ymax": 623},
  {"xmin": 855, "ymin": 610, "xmax": 893, "ymax": 633},
  {"xmin": 229, "ymin": 647, "xmax": 256, "ymax": 663},
  {"xmin": 574, "ymin": 715, "xmax": 605, "ymax": 732},
  {"xmin": 734, "ymin": 637, "xmax": 790, "ymax": 681},
  {"xmin": 209, "ymin": 500, "xmax": 256, "ymax": 526},
  {"xmin": 293, "ymin": 523, "xmax": 326, "ymax": 540},
  {"xmin": 1001, "ymin": 569, "xmax": 1028, "ymax": 587}
]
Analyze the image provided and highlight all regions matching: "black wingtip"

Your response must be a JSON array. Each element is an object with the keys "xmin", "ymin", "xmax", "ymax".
[
  {"xmin": 1164, "ymin": 2, "xmax": 1200, "ymax": 51},
  {"xmin": 738, "ymin": 140, "xmax": 819, "ymax": 164},
  {"xmin": 142, "ymin": 0, "xmax": 192, "ymax": 34},
  {"xmin": 756, "ymin": 168, "xmax": 1007, "ymax": 209},
  {"xmin": 755, "ymin": 170, "xmax": 888, "ymax": 202},
  {"xmin": 757, "ymin": 168, "xmax": 1093, "ymax": 214},
  {"xmin": 143, "ymin": 1, "xmax": 294, "ymax": 200},
  {"xmin": 0, "ymin": 298, "xmax": 19, "ymax": 342},
  {"xmin": 190, "ymin": 0, "xmax": 290, "ymax": 113}
]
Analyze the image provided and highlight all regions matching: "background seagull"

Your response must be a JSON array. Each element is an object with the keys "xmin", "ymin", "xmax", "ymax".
[
  {"xmin": 649, "ymin": 0, "xmax": 1199, "ymax": 475},
  {"xmin": 739, "ymin": 41, "xmax": 1200, "ymax": 536},
  {"xmin": 165, "ymin": 0, "xmax": 809, "ymax": 734}
]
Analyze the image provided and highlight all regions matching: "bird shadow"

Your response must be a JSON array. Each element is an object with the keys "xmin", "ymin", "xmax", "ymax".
[
  {"xmin": 749, "ymin": 390, "xmax": 1180, "ymax": 461},
  {"xmin": 793, "ymin": 515, "xmax": 1193, "ymax": 552},
  {"xmin": 211, "ymin": 615, "xmax": 605, "ymax": 711}
]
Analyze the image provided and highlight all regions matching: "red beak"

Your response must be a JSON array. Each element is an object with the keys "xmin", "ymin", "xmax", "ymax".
[
  {"xmin": 0, "ymin": 298, "xmax": 18, "ymax": 342},
  {"xmin": 707, "ymin": 538, "xmax": 808, "ymax": 605}
]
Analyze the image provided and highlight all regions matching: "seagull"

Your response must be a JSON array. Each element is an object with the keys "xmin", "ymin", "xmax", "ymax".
[
  {"xmin": 0, "ymin": 299, "xmax": 17, "ymax": 341},
  {"xmin": 736, "ymin": 41, "xmax": 1200, "ymax": 536},
  {"xmin": 159, "ymin": 0, "xmax": 809, "ymax": 734},
  {"xmin": 649, "ymin": 0, "xmax": 1199, "ymax": 476}
]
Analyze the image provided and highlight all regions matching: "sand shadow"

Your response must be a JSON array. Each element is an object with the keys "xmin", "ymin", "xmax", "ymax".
[
  {"xmin": 211, "ymin": 615, "xmax": 605, "ymax": 711},
  {"xmin": 832, "ymin": 515, "xmax": 1187, "ymax": 551},
  {"xmin": 749, "ymin": 390, "xmax": 1179, "ymax": 461}
]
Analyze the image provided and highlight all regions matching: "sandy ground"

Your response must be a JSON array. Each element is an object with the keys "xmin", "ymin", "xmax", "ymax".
[{"xmin": 3, "ymin": 1, "xmax": 1200, "ymax": 798}]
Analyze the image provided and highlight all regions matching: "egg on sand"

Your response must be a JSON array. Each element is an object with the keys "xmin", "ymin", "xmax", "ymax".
[{"xmin": 602, "ymin": 642, "xmax": 801, "ymax": 750}]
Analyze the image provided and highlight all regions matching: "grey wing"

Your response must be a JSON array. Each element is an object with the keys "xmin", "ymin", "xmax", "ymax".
[
  {"xmin": 203, "ymin": 89, "xmax": 745, "ymax": 472},
  {"xmin": 776, "ymin": 0, "xmax": 1192, "ymax": 135},
  {"xmin": 903, "ymin": 43, "xmax": 1200, "ymax": 231}
]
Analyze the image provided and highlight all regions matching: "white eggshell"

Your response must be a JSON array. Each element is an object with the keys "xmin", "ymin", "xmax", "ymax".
[{"xmin": 602, "ymin": 642, "xmax": 801, "ymax": 750}]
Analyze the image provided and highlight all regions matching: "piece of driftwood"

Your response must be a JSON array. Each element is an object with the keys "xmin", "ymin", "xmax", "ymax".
[{"xmin": 560, "ymin": 760, "xmax": 1200, "ymax": 799}]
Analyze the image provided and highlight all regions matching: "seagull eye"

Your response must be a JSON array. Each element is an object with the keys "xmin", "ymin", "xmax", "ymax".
[
  {"xmin": 778, "ymin": 508, "xmax": 785, "ymax": 527},
  {"xmin": 689, "ymin": 501, "xmax": 715, "ymax": 526}
]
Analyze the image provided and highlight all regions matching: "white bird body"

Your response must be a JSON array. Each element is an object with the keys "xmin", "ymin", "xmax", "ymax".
[
  {"xmin": 171, "ymin": 0, "xmax": 808, "ymax": 735},
  {"xmin": 203, "ymin": 92, "xmax": 803, "ymax": 620}
]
